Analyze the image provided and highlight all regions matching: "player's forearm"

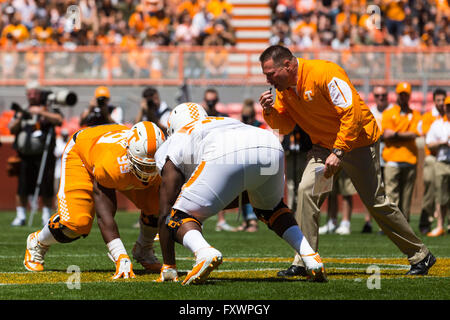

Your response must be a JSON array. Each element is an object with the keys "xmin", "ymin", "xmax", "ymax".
[{"xmin": 158, "ymin": 215, "xmax": 176, "ymax": 266}]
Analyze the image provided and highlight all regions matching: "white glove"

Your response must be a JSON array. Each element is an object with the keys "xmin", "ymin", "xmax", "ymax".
[
  {"xmin": 110, "ymin": 253, "xmax": 136, "ymax": 280},
  {"xmin": 155, "ymin": 264, "xmax": 178, "ymax": 282}
]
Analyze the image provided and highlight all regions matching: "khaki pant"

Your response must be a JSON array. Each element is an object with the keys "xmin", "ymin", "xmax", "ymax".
[
  {"xmin": 384, "ymin": 165, "xmax": 417, "ymax": 222},
  {"xmin": 291, "ymin": 141, "xmax": 429, "ymax": 266},
  {"xmin": 435, "ymin": 161, "xmax": 450, "ymax": 206},
  {"xmin": 419, "ymin": 155, "xmax": 437, "ymax": 230}
]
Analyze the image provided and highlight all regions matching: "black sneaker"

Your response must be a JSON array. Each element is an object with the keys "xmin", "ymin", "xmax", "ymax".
[
  {"xmin": 406, "ymin": 253, "xmax": 436, "ymax": 275},
  {"xmin": 277, "ymin": 265, "xmax": 307, "ymax": 277},
  {"xmin": 361, "ymin": 222, "xmax": 372, "ymax": 233}
]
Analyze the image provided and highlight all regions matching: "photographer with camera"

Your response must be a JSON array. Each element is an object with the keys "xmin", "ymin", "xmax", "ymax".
[
  {"xmin": 135, "ymin": 87, "xmax": 171, "ymax": 133},
  {"xmin": 9, "ymin": 84, "xmax": 63, "ymax": 227},
  {"xmin": 80, "ymin": 86, "xmax": 123, "ymax": 127}
]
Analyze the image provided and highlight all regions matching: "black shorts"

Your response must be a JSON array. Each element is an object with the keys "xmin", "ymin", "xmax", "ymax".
[{"xmin": 17, "ymin": 154, "xmax": 56, "ymax": 198}]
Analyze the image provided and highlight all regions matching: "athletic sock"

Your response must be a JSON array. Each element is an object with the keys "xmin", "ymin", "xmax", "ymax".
[
  {"xmin": 37, "ymin": 224, "xmax": 58, "ymax": 246},
  {"xmin": 282, "ymin": 225, "xmax": 315, "ymax": 256},
  {"xmin": 137, "ymin": 219, "xmax": 158, "ymax": 247},
  {"xmin": 42, "ymin": 207, "xmax": 52, "ymax": 223},
  {"xmin": 182, "ymin": 230, "xmax": 211, "ymax": 255},
  {"xmin": 16, "ymin": 206, "xmax": 26, "ymax": 220}
]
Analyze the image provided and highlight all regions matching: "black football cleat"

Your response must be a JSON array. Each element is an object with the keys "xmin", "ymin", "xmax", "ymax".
[
  {"xmin": 406, "ymin": 253, "xmax": 436, "ymax": 275},
  {"xmin": 361, "ymin": 222, "xmax": 373, "ymax": 234},
  {"xmin": 277, "ymin": 265, "xmax": 307, "ymax": 277}
]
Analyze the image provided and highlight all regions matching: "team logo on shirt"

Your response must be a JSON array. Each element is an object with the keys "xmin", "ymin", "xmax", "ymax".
[{"xmin": 304, "ymin": 90, "xmax": 313, "ymax": 101}]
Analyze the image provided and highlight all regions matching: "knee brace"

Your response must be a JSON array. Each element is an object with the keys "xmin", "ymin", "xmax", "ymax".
[
  {"xmin": 254, "ymin": 200, "xmax": 292, "ymax": 230},
  {"xmin": 48, "ymin": 214, "xmax": 82, "ymax": 243},
  {"xmin": 140, "ymin": 212, "xmax": 159, "ymax": 228},
  {"xmin": 165, "ymin": 209, "xmax": 202, "ymax": 243}
]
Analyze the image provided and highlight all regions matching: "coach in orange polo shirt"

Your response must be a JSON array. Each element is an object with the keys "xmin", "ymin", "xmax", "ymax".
[
  {"xmin": 382, "ymin": 82, "xmax": 422, "ymax": 223},
  {"xmin": 259, "ymin": 45, "xmax": 435, "ymax": 276}
]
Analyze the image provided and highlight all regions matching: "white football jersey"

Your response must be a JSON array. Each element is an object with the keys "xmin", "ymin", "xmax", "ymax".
[{"xmin": 155, "ymin": 116, "xmax": 283, "ymax": 179}]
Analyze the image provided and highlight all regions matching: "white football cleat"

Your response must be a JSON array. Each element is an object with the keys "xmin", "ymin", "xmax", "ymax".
[
  {"xmin": 11, "ymin": 216, "xmax": 26, "ymax": 227},
  {"xmin": 335, "ymin": 224, "xmax": 351, "ymax": 235},
  {"xmin": 318, "ymin": 221, "xmax": 336, "ymax": 235},
  {"xmin": 132, "ymin": 241, "xmax": 162, "ymax": 273},
  {"xmin": 182, "ymin": 247, "xmax": 223, "ymax": 286},
  {"xmin": 24, "ymin": 231, "xmax": 49, "ymax": 272},
  {"xmin": 155, "ymin": 264, "xmax": 179, "ymax": 282},
  {"xmin": 301, "ymin": 252, "xmax": 327, "ymax": 282}
]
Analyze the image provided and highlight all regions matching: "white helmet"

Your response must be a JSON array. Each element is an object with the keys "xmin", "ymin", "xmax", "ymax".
[
  {"xmin": 167, "ymin": 102, "xmax": 208, "ymax": 136},
  {"xmin": 126, "ymin": 121, "xmax": 165, "ymax": 182}
]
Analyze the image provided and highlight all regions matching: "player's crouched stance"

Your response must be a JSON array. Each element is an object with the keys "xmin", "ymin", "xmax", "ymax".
[
  {"xmin": 154, "ymin": 103, "xmax": 327, "ymax": 285},
  {"xmin": 24, "ymin": 121, "xmax": 165, "ymax": 279}
]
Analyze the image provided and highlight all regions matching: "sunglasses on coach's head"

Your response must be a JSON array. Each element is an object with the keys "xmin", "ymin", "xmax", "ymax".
[{"xmin": 374, "ymin": 94, "xmax": 387, "ymax": 98}]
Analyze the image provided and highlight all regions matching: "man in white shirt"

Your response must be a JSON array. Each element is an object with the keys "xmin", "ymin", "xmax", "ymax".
[
  {"xmin": 154, "ymin": 102, "xmax": 327, "ymax": 285},
  {"xmin": 425, "ymin": 97, "xmax": 450, "ymax": 236}
]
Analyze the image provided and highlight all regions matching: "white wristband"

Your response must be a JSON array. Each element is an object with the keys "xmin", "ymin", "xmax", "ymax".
[{"xmin": 106, "ymin": 238, "xmax": 127, "ymax": 261}]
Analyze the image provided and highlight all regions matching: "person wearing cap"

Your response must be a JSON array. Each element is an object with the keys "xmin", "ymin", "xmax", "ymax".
[
  {"xmin": 381, "ymin": 82, "xmax": 422, "ymax": 223},
  {"xmin": 419, "ymin": 88, "xmax": 447, "ymax": 234},
  {"xmin": 258, "ymin": 45, "xmax": 435, "ymax": 276},
  {"xmin": 80, "ymin": 86, "xmax": 123, "ymax": 127},
  {"xmin": 425, "ymin": 96, "xmax": 450, "ymax": 236}
]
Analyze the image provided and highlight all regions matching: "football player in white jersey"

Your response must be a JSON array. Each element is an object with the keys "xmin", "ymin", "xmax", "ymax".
[{"xmin": 155, "ymin": 102, "xmax": 327, "ymax": 285}]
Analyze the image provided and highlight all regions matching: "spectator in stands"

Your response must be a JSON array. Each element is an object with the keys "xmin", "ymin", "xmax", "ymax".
[
  {"xmin": 206, "ymin": 0, "xmax": 233, "ymax": 19},
  {"xmin": 1, "ymin": 13, "xmax": 30, "ymax": 45},
  {"xmin": 80, "ymin": 86, "xmax": 123, "ymax": 127},
  {"xmin": 135, "ymin": 86, "xmax": 171, "ymax": 133},
  {"xmin": 382, "ymin": 82, "xmax": 422, "ymax": 223},
  {"xmin": 270, "ymin": 20, "xmax": 293, "ymax": 46},
  {"xmin": 192, "ymin": 1, "xmax": 212, "ymax": 44},
  {"xmin": 419, "ymin": 88, "xmax": 447, "ymax": 235},
  {"xmin": 174, "ymin": 12, "xmax": 200, "ymax": 46},
  {"xmin": 9, "ymin": 82, "xmax": 63, "ymax": 227},
  {"xmin": 382, "ymin": 0, "xmax": 408, "ymax": 44},
  {"xmin": 425, "ymin": 97, "xmax": 450, "ymax": 236}
]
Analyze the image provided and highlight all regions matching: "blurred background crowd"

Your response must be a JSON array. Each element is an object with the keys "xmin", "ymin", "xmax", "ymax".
[{"xmin": 0, "ymin": 0, "xmax": 448, "ymax": 50}]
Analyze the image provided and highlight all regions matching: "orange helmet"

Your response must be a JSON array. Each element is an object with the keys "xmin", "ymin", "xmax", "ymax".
[
  {"xmin": 395, "ymin": 82, "xmax": 411, "ymax": 95},
  {"xmin": 95, "ymin": 86, "xmax": 110, "ymax": 99}
]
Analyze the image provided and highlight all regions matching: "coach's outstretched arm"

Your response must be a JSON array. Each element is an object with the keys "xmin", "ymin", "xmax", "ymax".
[
  {"xmin": 93, "ymin": 180, "xmax": 135, "ymax": 279},
  {"xmin": 157, "ymin": 159, "xmax": 185, "ymax": 281}
]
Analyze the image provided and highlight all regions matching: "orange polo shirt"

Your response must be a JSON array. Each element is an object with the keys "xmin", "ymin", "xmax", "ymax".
[
  {"xmin": 263, "ymin": 58, "xmax": 380, "ymax": 152},
  {"xmin": 381, "ymin": 104, "xmax": 422, "ymax": 164}
]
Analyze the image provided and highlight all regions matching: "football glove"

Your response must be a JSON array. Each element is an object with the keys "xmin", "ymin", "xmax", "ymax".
[
  {"xmin": 155, "ymin": 264, "xmax": 178, "ymax": 282},
  {"xmin": 110, "ymin": 253, "xmax": 136, "ymax": 280}
]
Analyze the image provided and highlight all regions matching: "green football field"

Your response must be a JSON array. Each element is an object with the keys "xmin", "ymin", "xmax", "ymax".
[{"xmin": 0, "ymin": 210, "xmax": 449, "ymax": 301}]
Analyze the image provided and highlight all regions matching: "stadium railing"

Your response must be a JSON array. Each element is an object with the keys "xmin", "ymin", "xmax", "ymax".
[{"xmin": 0, "ymin": 45, "xmax": 449, "ymax": 88}]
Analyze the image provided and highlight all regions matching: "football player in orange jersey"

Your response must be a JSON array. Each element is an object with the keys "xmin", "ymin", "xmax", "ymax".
[{"xmin": 23, "ymin": 121, "xmax": 165, "ymax": 279}]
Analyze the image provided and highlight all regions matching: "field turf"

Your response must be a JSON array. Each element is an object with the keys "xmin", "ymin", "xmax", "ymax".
[{"xmin": 0, "ymin": 210, "xmax": 449, "ymax": 303}]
